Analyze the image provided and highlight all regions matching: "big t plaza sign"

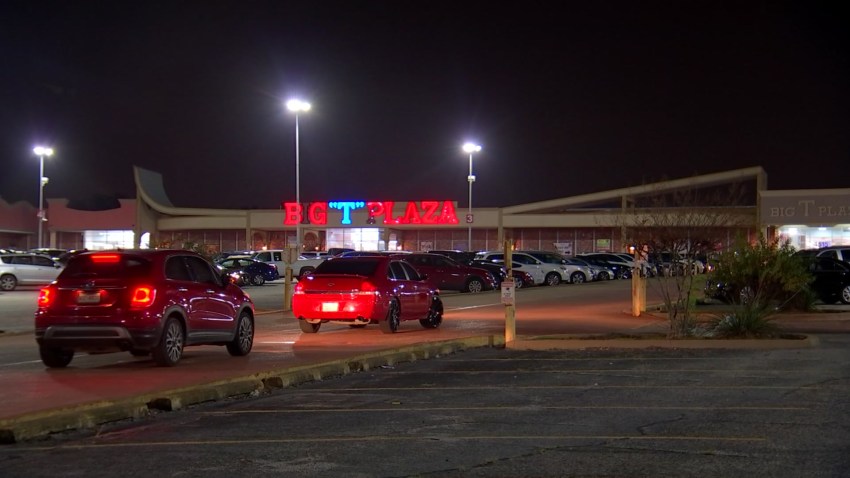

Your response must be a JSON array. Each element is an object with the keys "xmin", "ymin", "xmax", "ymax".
[{"xmin": 282, "ymin": 200, "xmax": 461, "ymax": 226}]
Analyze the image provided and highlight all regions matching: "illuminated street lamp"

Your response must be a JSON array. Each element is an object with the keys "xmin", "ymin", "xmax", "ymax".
[
  {"xmin": 462, "ymin": 142, "xmax": 481, "ymax": 251},
  {"xmin": 286, "ymin": 98, "xmax": 311, "ymax": 251},
  {"xmin": 32, "ymin": 146, "xmax": 54, "ymax": 249}
]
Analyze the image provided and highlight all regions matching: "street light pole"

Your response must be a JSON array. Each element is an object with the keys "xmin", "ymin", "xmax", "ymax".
[
  {"xmin": 33, "ymin": 146, "xmax": 54, "ymax": 249},
  {"xmin": 286, "ymin": 99, "xmax": 311, "ymax": 252},
  {"xmin": 462, "ymin": 142, "xmax": 481, "ymax": 252}
]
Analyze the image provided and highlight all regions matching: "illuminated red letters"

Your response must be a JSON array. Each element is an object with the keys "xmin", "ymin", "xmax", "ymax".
[{"xmin": 282, "ymin": 201, "xmax": 459, "ymax": 226}]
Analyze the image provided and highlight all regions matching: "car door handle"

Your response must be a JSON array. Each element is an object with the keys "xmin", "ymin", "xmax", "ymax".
[{"xmin": 177, "ymin": 288, "xmax": 189, "ymax": 292}]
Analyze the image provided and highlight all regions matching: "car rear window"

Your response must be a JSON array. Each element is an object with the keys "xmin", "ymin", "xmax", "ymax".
[
  {"xmin": 315, "ymin": 259, "xmax": 380, "ymax": 276},
  {"xmin": 62, "ymin": 254, "xmax": 152, "ymax": 279}
]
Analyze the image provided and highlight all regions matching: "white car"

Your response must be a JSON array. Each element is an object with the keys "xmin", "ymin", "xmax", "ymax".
[
  {"xmin": 474, "ymin": 251, "xmax": 569, "ymax": 286},
  {"xmin": 250, "ymin": 249, "xmax": 328, "ymax": 279},
  {"xmin": 0, "ymin": 253, "xmax": 64, "ymax": 291},
  {"xmin": 520, "ymin": 250, "xmax": 593, "ymax": 284}
]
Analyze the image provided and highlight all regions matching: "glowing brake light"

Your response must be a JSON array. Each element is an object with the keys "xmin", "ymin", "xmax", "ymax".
[
  {"xmin": 356, "ymin": 281, "xmax": 378, "ymax": 295},
  {"xmin": 294, "ymin": 282, "xmax": 305, "ymax": 294},
  {"xmin": 130, "ymin": 286, "xmax": 156, "ymax": 307},
  {"xmin": 90, "ymin": 253, "xmax": 121, "ymax": 263},
  {"xmin": 38, "ymin": 287, "xmax": 55, "ymax": 307}
]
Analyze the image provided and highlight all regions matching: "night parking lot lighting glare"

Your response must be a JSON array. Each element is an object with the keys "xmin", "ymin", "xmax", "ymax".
[
  {"xmin": 462, "ymin": 142, "xmax": 481, "ymax": 251},
  {"xmin": 286, "ymin": 98, "xmax": 311, "ymax": 252},
  {"xmin": 33, "ymin": 146, "xmax": 55, "ymax": 249}
]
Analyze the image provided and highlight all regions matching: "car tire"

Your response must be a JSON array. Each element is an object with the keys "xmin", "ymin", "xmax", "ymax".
[
  {"xmin": 545, "ymin": 272, "xmax": 561, "ymax": 286},
  {"xmin": 251, "ymin": 274, "xmax": 265, "ymax": 286},
  {"xmin": 39, "ymin": 345, "xmax": 74, "ymax": 368},
  {"xmin": 227, "ymin": 310, "xmax": 254, "ymax": 356},
  {"xmin": 0, "ymin": 274, "xmax": 17, "ymax": 291},
  {"xmin": 419, "ymin": 296, "xmax": 444, "ymax": 329},
  {"xmin": 841, "ymin": 285, "xmax": 850, "ymax": 305},
  {"xmin": 152, "ymin": 317, "xmax": 184, "ymax": 367},
  {"xmin": 299, "ymin": 267, "xmax": 315, "ymax": 279},
  {"xmin": 465, "ymin": 278, "xmax": 484, "ymax": 293},
  {"xmin": 299, "ymin": 319, "xmax": 321, "ymax": 333},
  {"xmin": 380, "ymin": 300, "xmax": 400, "ymax": 334},
  {"xmin": 513, "ymin": 276, "xmax": 524, "ymax": 289},
  {"xmin": 570, "ymin": 272, "xmax": 586, "ymax": 284}
]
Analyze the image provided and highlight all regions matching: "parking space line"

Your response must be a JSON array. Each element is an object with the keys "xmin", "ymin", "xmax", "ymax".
[
  {"xmin": 14, "ymin": 434, "xmax": 769, "ymax": 450},
  {"xmin": 203, "ymin": 405, "xmax": 810, "ymax": 414}
]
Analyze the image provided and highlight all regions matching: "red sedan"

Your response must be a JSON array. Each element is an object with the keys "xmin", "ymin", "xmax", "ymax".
[{"xmin": 292, "ymin": 255, "xmax": 443, "ymax": 334}]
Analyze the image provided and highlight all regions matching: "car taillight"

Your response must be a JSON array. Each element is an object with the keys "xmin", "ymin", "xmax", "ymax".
[
  {"xmin": 294, "ymin": 281, "xmax": 305, "ymax": 295},
  {"xmin": 130, "ymin": 286, "xmax": 156, "ymax": 307},
  {"xmin": 38, "ymin": 286, "xmax": 55, "ymax": 308},
  {"xmin": 357, "ymin": 281, "xmax": 378, "ymax": 295}
]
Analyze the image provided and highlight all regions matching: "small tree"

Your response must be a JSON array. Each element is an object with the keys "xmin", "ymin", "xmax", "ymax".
[
  {"xmin": 614, "ymin": 180, "xmax": 755, "ymax": 338},
  {"xmin": 709, "ymin": 234, "xmax": 812, "ymax": 310}
]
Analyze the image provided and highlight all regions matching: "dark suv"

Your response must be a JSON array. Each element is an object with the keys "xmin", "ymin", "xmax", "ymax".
[
  {"xmin": 35, "ymin": 249, "xmax": 255, "ymax": 368},
  {"xmin": 397, "ymin": 253, "xmax": 496, "ymax": 293}
]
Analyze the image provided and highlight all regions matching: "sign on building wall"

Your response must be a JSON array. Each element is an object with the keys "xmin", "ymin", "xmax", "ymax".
[
  {"xmin": 760, "ymin": 191, "xmax": 850, "ymax": 224},
  {"xmin": 595, "ymin": 239, "xmax": 611, "ymax": 251},
  {"xmin": 553, "ymin": 242, "xmax": 573, "ymax": 256}
]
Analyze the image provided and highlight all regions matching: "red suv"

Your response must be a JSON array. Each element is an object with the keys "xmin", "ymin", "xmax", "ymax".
[{"xmin": 35, "ymin": 249, "xmax": 255, "ymax": 368}]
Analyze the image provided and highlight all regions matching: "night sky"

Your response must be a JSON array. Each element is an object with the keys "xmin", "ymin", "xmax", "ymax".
[{"xmin": 1, "ymin": 1, "xmax": 848, "ymax": 211}]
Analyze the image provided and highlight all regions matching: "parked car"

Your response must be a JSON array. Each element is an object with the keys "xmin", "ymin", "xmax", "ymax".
[
  {"xmin": 428, "ymin": 250, "xmax": 507, "ymax": 287},
  {"xmin": 578, "ymin": 253, "xmax": 635, "ymax": 278},
  {"xmin": 816, "ymin": 246, "xmax": 850, "ymax": 263},
  {"xmin": 475, "ymin": 251, "xmax": 568, "ymax": 286},
  {"xmin": 292, "ymin": 255, "xmax": 443, "ymax": 334},
  {"xmin": 520, "ymin": 250, "xmax": 592, "ymax": 284},
  {"xmin": 491, "ymin": 261, "xmax": 535, "ymax": 288},
  {"xmin": 576, "ymin": 256, "xmax": 629, "ymax": 280},
  {"xmin": 807, "ymin": 257, "xmax": 850, "ymax": 304},
  {"xmin": 564, "ymin": 257, "xmax": 603, "ymax": 281},
  {"xmin": 0, "ymin": 252, "xmax": 64, "ymax": 291},
  {"xmin": 216, "ymin": 256, "xmax": 280, "ymax": 286},
  {"xmin": 29, "ymin": 248, "xmax": 67, "ymax": 261},
  {"xmin": 34, "ymin": 249, "xmax": 255, "ymax": 368},
  {"xmin": 251, "ymin": 249, "xmax": 327, "ymax": 279},
  {"xmin": 396, "ymin": 252, "xmax": 496, "ymax": 293}
]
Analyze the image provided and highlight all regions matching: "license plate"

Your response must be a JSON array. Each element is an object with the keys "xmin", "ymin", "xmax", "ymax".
[
  {"xmin": 77, "ymin": 291, "xmax": 101, "ymax": 304},
  {"xmin": 321, "ymin": 302, "xmax": 339, "ymax": 312}
]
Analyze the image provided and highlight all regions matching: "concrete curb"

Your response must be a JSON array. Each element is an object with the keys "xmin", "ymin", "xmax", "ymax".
[
  {"xmin": 507, "ymin": 334, "xmax": 819, "ymax": 350},
  {"xmin": 0, "ymin": 335, "xmax": 503, "ymax": 444}
]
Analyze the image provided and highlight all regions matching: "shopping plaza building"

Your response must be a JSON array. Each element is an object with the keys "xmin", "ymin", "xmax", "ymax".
[{"xmin": 1, "ymin": 166, "xmax": 849, "ymax": 255}]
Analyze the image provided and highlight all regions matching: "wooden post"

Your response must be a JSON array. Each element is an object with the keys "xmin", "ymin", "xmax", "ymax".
[
  {"xmin": 283, "ymin": 266, "xmax": 293, "ymax": 311},
  {"xmin": 504, "ymin": 239, "xmax": 516, "ymax": 344}
]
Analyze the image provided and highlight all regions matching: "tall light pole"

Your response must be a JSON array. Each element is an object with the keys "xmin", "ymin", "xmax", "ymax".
[
  {"xmin": 462, "ymin": 142, "xmax": 481, "ymax": 252},
  {"xmin": 286, "ymin": 98, "xmax": 311, "ymax": 252},
  {"xmin": 33, "ymin": 146, "xmax": 54, "ymax": 249}
]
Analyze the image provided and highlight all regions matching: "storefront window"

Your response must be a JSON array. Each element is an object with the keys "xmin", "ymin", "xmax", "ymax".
[{"xmin": 83, "ymin": 230, "xmax": 135, "ymax": 250}]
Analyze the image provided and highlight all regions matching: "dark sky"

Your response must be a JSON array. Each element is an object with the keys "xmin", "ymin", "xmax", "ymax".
[{"xmin": 1, "ymin": 1, "xmax": 848, "ymax": 211}]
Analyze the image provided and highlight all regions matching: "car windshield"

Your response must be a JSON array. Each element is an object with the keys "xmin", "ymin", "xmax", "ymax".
[
  {"xmin": 314, "ymin": 259, "xmax": 380, "ymax": 276},
  {"xmin": 62, "ymin": 254, "xmax": 152, "ymax": 279}
]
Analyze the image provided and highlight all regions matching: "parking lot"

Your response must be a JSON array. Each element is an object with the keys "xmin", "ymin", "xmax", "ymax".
[{"xmin": 1, "ymin": 333, "xmax": 848, "ymax": 477}]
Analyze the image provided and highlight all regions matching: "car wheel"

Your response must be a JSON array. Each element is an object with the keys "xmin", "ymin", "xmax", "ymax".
[
  {"xmin": 570, "ymin": 272, "xmax": 586, "ymax": 284},
  {"xmin": 299, "ymin": 319, "xmax": 321, "ymax": 333},
  {"xmin": 380, "ymin": 300, "xmax": 401, "ymax": 334},
  {"xmin": 227, "ymin": 310, "xmax": 254, "ymax": 356},
  {"xmin": 251, "ymin": 274, "xmax": 265, "ymax": 286},
  {"xmin": 545, "ymin": 272, "xmax": 561, "ymax": 286},
  {"xmin": 599, "ymin": 271, "xmax": 611, "ymax": 281},
  {"xmin": 39, "ymin": 346, "xmax": 74, "ymax": 368},
  {"xmin": 465, "ymin": 278, "xmax": 484, "ymax": 293},
  {"xmin": 0, "ymin": 274, "xmax": 17, "ymax": 291},
  {"xmin": 420, "ymin": 296, "xmax": 444, "ymax": 329},
  {"xmin": 841, "ymin": 285, "xmax": 850, "ymax": 305},
  {"xmin": 513, "ymin": 276, "xmax": 524, "ymax": 289},
  {"xmin": 152, "ymin": 317, "xmax": 184, "ymax": 367},
  {"xmin": 299, "ymin": 267, "xmax": 315, "ymax": 279}
]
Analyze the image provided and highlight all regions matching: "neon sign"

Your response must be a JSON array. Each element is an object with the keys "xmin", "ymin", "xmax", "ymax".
[{"xmin": 282, "ymin": 201, "xmax": 460, "ymax": 226}]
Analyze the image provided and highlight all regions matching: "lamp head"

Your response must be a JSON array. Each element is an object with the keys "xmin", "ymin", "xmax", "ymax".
[
  {"xmin": 286, "ymin": 99, "xmax": 312, "ymax": 113},
  {"xmin": 462, "ymin": 142, "xmax": 481, "ymax": 154},
  {"xmin": 33, "ymin": 146, "xmax": 54, "ymax": 157}
]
